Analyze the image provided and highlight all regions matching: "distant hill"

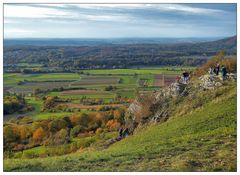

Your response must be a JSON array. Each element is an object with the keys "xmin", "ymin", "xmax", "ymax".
[
  {"xmin": 4, "ymin": 37, "xmax": 224, "ymax": 46},
  {"xmin": 193, "ymin": 35, "xmax": 236, "ymax": 53},
  {"xmin": 3, "ymin": 36, "xmax": 237, "ymax": 70}
]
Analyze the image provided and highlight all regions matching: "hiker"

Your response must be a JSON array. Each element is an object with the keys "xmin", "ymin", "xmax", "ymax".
[
  {"xmin": 123, "ymin": 128, "xmax": 130, "ymax": 138},
  {"xmin": 118, "ymin": 127, "xmax": 123, "ymax": 138},
  {"xmin": 208, "ymin": 67, "xmax": 214, "ymax": 75},
  {"xmin": 214, "ymin": 63, "xmax": 220, "ymax": 76},
  {"xmin": 221, "ymin": 65, "xmax": 227, "ymax": 80},
  {"xmin": 182, "ymin": 71, "xmax": 189, "ymax": 84}
]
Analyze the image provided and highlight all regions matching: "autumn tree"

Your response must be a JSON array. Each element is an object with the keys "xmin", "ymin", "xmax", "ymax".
[
  {"xmin": 48, "ymin": 119, "xmax": 68, "ymax": 133},
  {"xmin": 19, "ymin": 125, "xmax": 30, "ymax": 140},
  {"xmin": 33, "ymin": 127, "xmax": 45, "ymax": 143},
  {"xmin": 106, "ymin": 120, "xmax": 120, "ymax": 131},
  {"xmin": 4, "ymin": 125, "xmax": 20, "ymax": 150},
  {"xmin": 42, "ymin": 96, "xmax": 57, "ymax": 111}
]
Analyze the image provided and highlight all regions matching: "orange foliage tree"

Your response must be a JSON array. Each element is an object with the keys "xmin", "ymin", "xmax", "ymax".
[
  {"xmin": 33, "ymin": 127, "xmax": 45, "ymax": 143},
  {"xmin": 106, "ymin": 119, "xmax": 120, "ymax": 131}
]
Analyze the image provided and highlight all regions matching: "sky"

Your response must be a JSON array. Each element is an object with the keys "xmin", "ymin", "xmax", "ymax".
[{"xmin": 4, "ymin": 3, "xmax": 237, "ymax": 38}]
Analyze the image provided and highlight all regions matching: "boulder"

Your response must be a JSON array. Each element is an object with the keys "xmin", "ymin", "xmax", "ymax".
[{"xmin": 199, "ymin": 74, "xmax": 222, "ymax": 90}]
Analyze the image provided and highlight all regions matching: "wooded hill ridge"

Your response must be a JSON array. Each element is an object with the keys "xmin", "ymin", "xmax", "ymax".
[{"xmin": 4, "ymin": 35, "xmax": 236, "ymax": 71}]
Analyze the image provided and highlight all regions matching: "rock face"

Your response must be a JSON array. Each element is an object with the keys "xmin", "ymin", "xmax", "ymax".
[
  {"xmin": 198, "ymin": 73, "xmax": 236, "ymax": 90},
  {"xmin": 128, "ymin": 73, "xmax": 237, "ymax": 125},
  {"xmin": 198, "ymin": 74, "xmax": 222, "ymax": 90},
  {"xmin": 156, "ymin": 82, "xmax": 187, "ymax": 99},
  {"xmin": 128, "ymin": 99, "xmax": 142, "ymax": 116}
]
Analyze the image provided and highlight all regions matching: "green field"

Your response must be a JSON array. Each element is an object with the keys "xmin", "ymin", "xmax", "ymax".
[
  {"xmin": 4, "ymin": 67, "xmax": 191, "ymax": 120},
  {"xmin": 4, "ymin": 81, "xmax": 236, "ymax": 171}
]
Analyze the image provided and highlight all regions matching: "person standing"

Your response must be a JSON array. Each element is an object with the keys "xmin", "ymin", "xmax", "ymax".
[
  {"xmin": 215, "ymin": 63, "xmax": 220, "ymax": 76},
  {"xmin": 118, "ymin": 127, "xmax": 123, "ymax": 138},
  {"xmin": 221, "ymin": 65, "xmax": 227, "ymax": 80}
]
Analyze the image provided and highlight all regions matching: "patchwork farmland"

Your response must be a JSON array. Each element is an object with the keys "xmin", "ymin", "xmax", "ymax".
[{"xmin": 3, "ymin": 67, "xmax": 191, "ymax": 121}]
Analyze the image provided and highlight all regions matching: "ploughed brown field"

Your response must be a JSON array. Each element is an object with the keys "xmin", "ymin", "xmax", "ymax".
[
  {"xmin": 164, "ymin": 75, "xmax": 178, "ymax": 86},
  {"xmin": 154, "ymin": 74, "xmax": 164, "ymax": 86},
  {"xmin": 154, "ymin": 74, "xmax": 178, "ymax": 87}
]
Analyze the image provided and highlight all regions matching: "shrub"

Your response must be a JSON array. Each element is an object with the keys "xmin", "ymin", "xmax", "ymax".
[
  {"xmin": 95, "ymin": 128, "xmax": 103, "ymax": 134},
  {"xmin": 105, "ymin": 85, "xmax": 116, "ymax": 91},
  {"xmin": 42, "ymin": 96, "xmax": 57, "ymax": 111},
  {"xmin": 4, "ymin": 125, "xmax": 20, "ymax": 150},
  {"xmin": 53, "ymin": 129, "xmax": 70, "ymax": 145},
  {"xmin": 48, "ymin": 119, "xmax": 68, "ymax": 133},
  {"xmin": 4, "ymin": 95, "xmax": 25, "ymax": 114},
  {"xmin": 70, "ymin": 125, "xmax": 86, "ymax": 138},
  {"xmin": 70, "ymin": 113, "xmax": 90, "ymax": 127},
  {"xmin": 134, "ymin": 93, "xmax": 156, "ymax": 124}
]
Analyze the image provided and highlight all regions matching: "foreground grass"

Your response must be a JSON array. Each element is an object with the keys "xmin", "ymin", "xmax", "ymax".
[{"xmin": 4, "ymin": 84, "xmax": 236, "ymax": 172}]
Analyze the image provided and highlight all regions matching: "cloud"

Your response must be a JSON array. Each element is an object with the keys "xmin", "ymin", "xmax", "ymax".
[
  {"xmin": 3, "ymin": 4, "xmax": 236, "ymax": 38},
  {"xmin": 4, "ymin": 4, "xmax": 228, "ymax": 20}
]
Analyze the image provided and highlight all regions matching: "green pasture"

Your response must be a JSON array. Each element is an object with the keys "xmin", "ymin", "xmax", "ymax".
[{"xmin": 82, "ymin": 67, "xmax": 194, "ymax": 75}]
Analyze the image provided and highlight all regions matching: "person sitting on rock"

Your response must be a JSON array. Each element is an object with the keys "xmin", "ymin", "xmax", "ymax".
[
  {"xmin": 123, "ymin": 128, "xmax": 130, "ymax": 138},
  {"xmin": 221, "ymin": 65, "xmax": 227, "ymax": 80},
  {"xmin": 182, "ymin": 71, "xmax": 189, "ymax": 84}
]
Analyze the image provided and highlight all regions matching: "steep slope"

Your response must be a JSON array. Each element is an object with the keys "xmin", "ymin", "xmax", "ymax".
[{"xmin": 4, "ymin": 82, "xmax": 237, "ymax": 172}]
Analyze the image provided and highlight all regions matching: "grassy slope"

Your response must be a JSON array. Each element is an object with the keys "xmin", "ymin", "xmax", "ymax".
[{"xmin": 4, "ymin": 84, "xmax": 236, "ymax": 172}]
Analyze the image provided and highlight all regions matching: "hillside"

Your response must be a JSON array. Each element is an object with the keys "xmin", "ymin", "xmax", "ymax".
[{"xmin": 4, "ymin": 77, "xmax": 237, "ymax": 171}]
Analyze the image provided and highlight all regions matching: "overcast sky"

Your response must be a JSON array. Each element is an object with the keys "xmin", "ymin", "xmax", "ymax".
[{"xmin": 4, "ymin": 3, "xmax": 237, "ymax": 38}]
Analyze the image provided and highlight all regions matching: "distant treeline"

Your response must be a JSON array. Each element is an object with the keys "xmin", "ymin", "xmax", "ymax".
[{"xmin": 4, "ymin": 36, "xmax": 236, "ymax": 71}]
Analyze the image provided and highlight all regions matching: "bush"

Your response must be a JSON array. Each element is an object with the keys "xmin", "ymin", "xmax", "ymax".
[
  {"xmin": 4, "ymin": 95, "xmax": 25, "ymax": 115},
  {"xmin": 48, "ymin": 119, "xmax": 68, "ymax": 133},
  {"xmin": 134, "ymin": 93, "xmax": 156, "ymax": 124},
  {"xmin": 105, "ymin": 85, "xmax": 116, "ymax": 91},
  {"xmin": 53, "ymin": 129, "xmax": 70, "ymax": 145},
  {"xmin": 95, "ymin": 128, "xmax": 103, "ymax": 134},
  {"xmin": 70, "ymin": 125, "xmax": 86, "ymax": 138},
  {"xmin": 42, "ymin": 96, "xmax": 57, "ymax": 111},
  {"xmin": 70, "ymin": 113, "xmax": 90, "ymax": 127},
  {"xmin": 4, "ymin": 125, "xmax": 20, "ymax": 150}
]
